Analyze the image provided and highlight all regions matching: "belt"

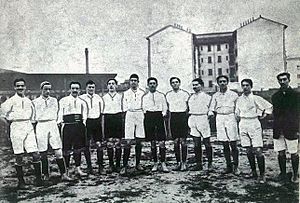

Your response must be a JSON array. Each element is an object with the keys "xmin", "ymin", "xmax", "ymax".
[
  {"xmin": 63, "ymin": 114, "xmax": 83, "ymax": 123},
  {"xmin": 240, "ymin": 116, "xmax": 258, "ymax": 119},
  {"xmin": 127, "ymin": 109, "xmax": 143, "ymax": 112},
  {"xmin": 217, "ymin": 112, "xmax": 234, "ymax": 115},
  {"xmin": 37, "ymin": 119, "xmax": 56, "ymax": 123},
  {"xmin": 11, "ymin": 119, "xmax": 30, "ymax": 122},
  {"xmin": 190, "ymin": 113, "xmax": 207, "ymax": 116}
]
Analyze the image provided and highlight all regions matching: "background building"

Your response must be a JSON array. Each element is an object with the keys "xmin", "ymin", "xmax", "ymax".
[{"xmin": 286, "ymin": 56, "xmax": 300, "ymax": 88}]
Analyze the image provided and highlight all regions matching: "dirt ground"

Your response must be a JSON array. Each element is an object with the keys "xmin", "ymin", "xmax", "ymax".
[{"xmin": 0, "ymin": 128, "xmax": 299, "ymax": 203}]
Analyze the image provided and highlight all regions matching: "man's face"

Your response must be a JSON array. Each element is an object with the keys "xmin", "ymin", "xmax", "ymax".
[
  {"xmin": 42, "ymin": 84, "xmax": 52, "ymax": 98},
  {"xmin": 86, "ymin": 84, "xmax": 95, "ymax": 95},
  {"xmin": 170, "ymin": 78, "xmax": 180, "ymax": 90},
  {"xmin": 107, "ymin": 80, "xmax": 117, "ymax": 92},
  {"xmin": 241, "ymin": 82, "xmax": 252, "ymax": 94},
  {"xmin": 217, "ymin": 77, "xmax": 228, "ymax": 90},
  {"xmin": 148, "ymin": 79, "xmax": 157, "ymax": 92},
  {"xmin": 14, "ymin": 81, "xmax": 26, "ymax": 95},
  {"xmin": 192, "ymin": 81, "xmax": 202, "ymax": 93},
  {"xmin": 70, "ymin": 84, "xmax": 80, "ymax": 97},
  {"xmin": 277, "ymin": 75, "xmax": 290, "ymax": 89},
  {"xmin": 129, "ymin": 77, "xmax": 139, "ymax": 89}
]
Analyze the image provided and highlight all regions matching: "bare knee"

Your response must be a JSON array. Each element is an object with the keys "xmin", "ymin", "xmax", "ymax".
[{"xmin": 54, "ymin": 149, "xmax": 63, "ymax": 159}]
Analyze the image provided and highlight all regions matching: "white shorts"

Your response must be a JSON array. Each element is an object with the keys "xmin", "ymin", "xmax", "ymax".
[
  {"xmin": 273, "ymin": 135, "xmax": 298, "ymax": 154},
  {"xmin": 239, "ymin": 118, "xmax": 263, "ymax": 148},
  {"xmin": 188, "ymin": 115, "xmax": 211, "ymax": 138},
  {"xmin": 36, "ymin": 120, "xmax": 62, "ymax": 152},
  {"xmin": 216, "ymin": 114, "xmax": 239, "ymax": 142},
  {"xmin": 125, "ymin": 111, "xmax": 145, "ymax": 139},
  {"xmin": 10, "ymin": 121, "xmax": 39, "ymax": 154}
]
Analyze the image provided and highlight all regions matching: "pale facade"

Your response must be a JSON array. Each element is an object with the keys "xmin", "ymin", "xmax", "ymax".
[{"xmin": 286, "ymin": 57, "xmax": 300, "ymax": 88}]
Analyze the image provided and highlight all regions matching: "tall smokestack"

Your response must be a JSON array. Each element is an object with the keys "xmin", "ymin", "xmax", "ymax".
[{"xmin": 85, "ymin": 48, "xmax": 89, "ymax": 74}]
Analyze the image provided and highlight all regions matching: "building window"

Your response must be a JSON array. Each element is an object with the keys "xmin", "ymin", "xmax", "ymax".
[
  {"xmin": 200, "ymin": 46, "xmax": 203, "ymax": 51},
  {"xmin": 208, "ymin": 56, "xmax": 212, "ymax": 63},
  {"xmin": 201, "ymin": 58, "xmax": 203, "ymax": 63},
  {"xmin": 297, "ymin": 65, "xmax": 300, "ymax": 70},
  {"xmin": 226, "ymin": 69, "xmax": 229, "ymax": 73},
  {"xmin": 208, "ymin": 69, "xmax": 213, "ymax": 76},
  {"xmin": 217, "ymin": 44, "xmax": 221, "ymax": 51},
  {"xmin": 208, "ymin": 45, "xmax": 211, "ymax": 52},
  {"xmin": 226, "ymin": 56, "xmax": 229, "ymax": 61},
  {"xmin": 217, "ymin": 56, "xmax": 222, "ymax": 63},
  {"xmin": 297, "ymin": 74, "xmax": 300, "ymax": 79},
  {"xmin": 218, "ymin": 68, "xmax": 222, "ymax": 75},
  {"xmin": 202, "ymin": 70, "xmax": 204, "ymax": 75},
  {"xmin": 225, "ymin": 44, "xmax": 228, "ymax": 49},
  {"xmin": 209, "ymin": 80, "xmax": 213, "ymax": 87}
]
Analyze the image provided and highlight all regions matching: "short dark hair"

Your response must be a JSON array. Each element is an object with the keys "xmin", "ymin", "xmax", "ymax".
[
  {"xmin": 192, "ymin": 78, "xmax": 204, "ymax": 86},
  {"xmin": 86, "ymin": 80, "xmax": 95, "ymax": 86},
  {"xmin": 69, "ymin": 81, "xmax": 81, "ymax": 89},
  {"xmin": 241, "ymin": 79, "xmax": 253, "ymax": 88},
  {"xmin": 216, "ymin": 75, "xmax": 229, "ymax": 83},
  {"xmin": 13, "ymin": 78, "xmax": 26, "ymax": 86},
  {"xmin": 276, "ymin": 72, "xmax": 290, "ymax": 80},
  {"xmin": 129, "ymin": 74, "xmax": 139, "ymax": 80},
  {"xmin": 107, "ymin": 78, "xmax": 118, "ymax": 85},
  {"xmin": 40, "ymin": 81, "xmax": 51, "ymax": 89},
  {"xmin": 169, "ymin": 77, "xmax": 181, "ymax": 84},
  {"xmin": 147, "ymin": 77, "xmax": 158, "ymax": 84}
]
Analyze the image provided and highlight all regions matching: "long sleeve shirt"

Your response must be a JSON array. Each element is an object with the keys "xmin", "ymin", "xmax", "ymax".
[
  {"xmin": 166, "ymin": 89, "xmax": 190, "ymax": 112},
  {"xmin": 102, "ymin": 92, "xmax": 123, "ymax": 114},
  {"xmin": 0, "ymin": 93, "xmax": 34, "ymax": 121},
  {"xmin": 235, "ymin": 93, "xmax": 272, "ymax": 119},
  {"xmin": 58, "ymin": 95, "xmax": 88, "ymax": 123},
  {"xmin": 80, "ymin": 93, "xmax": 104, "ymax": 119},
  {"xmin": 188, "ymin": 92, "xmax": 211, "ymax": 115},
  {"xmin": 209, "ymin": 90, "xmax": 238, "ymax": 114},
  {"xmin": 142, "ymin": 91, "xmax": 168, "ymax": 116},
  {"xmin": 32, "ymin": 96, "xmax": 58, "ymax": 122},
  {"xmin": 123, "ymin": 88, "xmax": 145, "ymax": 112}
]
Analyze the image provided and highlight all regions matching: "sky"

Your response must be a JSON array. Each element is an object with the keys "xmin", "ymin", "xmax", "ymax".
[{"xmin": 0, "ymin": 0, "xmax": 299, "ymax": 83}]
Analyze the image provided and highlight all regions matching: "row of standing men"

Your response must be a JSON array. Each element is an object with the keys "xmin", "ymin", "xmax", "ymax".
[{"xmin": 0, "ymin": 72, "xmax": 298, "ymax": 189}]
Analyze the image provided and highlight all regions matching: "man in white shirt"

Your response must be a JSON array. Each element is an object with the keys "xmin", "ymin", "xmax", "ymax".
[
  {"xmin": 120, "ymin": 74, "xmax": 145, "ymax": 175},
  {"xmin": 58, "ymin": 81, "xmax": 88, "ymax": 178},
  {"xmin": 235, "ymin": 79, "xmax": 272, "ymax": 183},
  {"xmin": 142, "ymin": 77, "xmax": 169, "ymax": 173},
  {"xmin": 80, "ymin": 80, "xmax": 105, "ymax": 175},
  {"xmin": 102, "ymin": 78, "xmax": 124, "ymax": 173},
  {"xmin": 0, "ymin": 78, "xmax": 43, "ymax": 189},
  {"xmin": 188, "ymin": 78, "xmax": 213, "ymax": 172},
  {"xmin": 33, "ymin": 81, "xmax": 72, "ymax": 182},
  {"xmin": 166, "ymin": 77, "xmax": 190, "ymax": 171},
  {"xmin": 209, "ymin": 75, "xmax": 240, "ymax": 174}
]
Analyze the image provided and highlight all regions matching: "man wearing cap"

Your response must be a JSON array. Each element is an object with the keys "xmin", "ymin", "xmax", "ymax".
[
  {"xmin": 80, "ymin": 80, "xmax": 105, "ymax": 175},
  {"xmin": 120, "ymin": 74, "xmax": 145, "ymax": 175},
  {"xmin": 272, "ymin": 72, "xmax": 299, "ymax": 183},
  {"xmin": 102, "ymin": 78, "xmax": 124, "ymax": 173},
  {"xmin": 208, "ymin": 75, "xmax": 240, "ymax": 174},
  {"xmin": 166, "ymin": 77, "xmax": 190, "ymax": 171},
  {"xmin": 0, "ymin": 78, "xmax": 43, "ymax": 189},
  {"xmin": 142, "ymin": 77, "xmax": 169, "ymax": 173},
  {"xmin": 188, "ymin": 78, "xmax": 213, "ymax": 172},
  {"xmin": 32, "ymin": 81, "xmax": 72, "ymax": 181},
  {"xmin": 235, "ymin": 79, "xmax": 272, "ymax": 183},
  {"xmin": 58, "ymin": 81, "xmax": 88, "ymax": 178}
]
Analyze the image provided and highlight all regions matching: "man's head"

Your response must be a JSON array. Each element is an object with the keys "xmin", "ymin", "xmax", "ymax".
[
  {"xmin": 129, "ymin": 74, "xmax": 139, "ymax": 90},
  {"xmin": 147, "ymin": 77, "xmax": 158, "ymax": 93},
  {"xmin": 170, "ymin": 77, "xmax": 181, "ymax": 91},
  {"xmin": 107, "ymin": 78, "xmax": 118, "ymax": 92},
  {"xmin": 69, "ymin": 81, "xmax": 81, "ymax": 97},
  {"xmin": 86, "ymin": 80, "xmax": 96, "ymax": 95},
  {"xmin": 216, "ymin": 75, "xmax": 229, "ymax": 91},
  {"xmin": 14, "ymin": 78, "xmax": 26, "ymax": 96},
  {"xmin": 276, "ymin": 72, "xmax": 290, "ymax": 89},
  {"xmin": 192, "ymin": 78, "xmax": 204, "ymax": 93},
  {"xmin": 241, "ymin": 79, "xmax": 253, "ymax": 95},
  {"xmin": 40, "ymin": 81, "xmax": 52, "ymax": 98}
]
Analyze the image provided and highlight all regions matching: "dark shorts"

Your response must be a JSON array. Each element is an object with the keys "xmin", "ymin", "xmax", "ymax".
[
  {"xmin": 104, "ymin": 113, "xmax": 123, "ymax": 139},
  {"xmin": 144, "ymin": 111, "xmax": 166, "ymax": 141},
  {"xmin": 170, "ymin": 112, "xmax": 188, "ymax": 139},
  {"xmin": 62, "ymin": 122, "xmax": 86, "ymax": 151},
  {"xmin": 86, "ymin": 118, "xmax": 102, "ymax": 142}
]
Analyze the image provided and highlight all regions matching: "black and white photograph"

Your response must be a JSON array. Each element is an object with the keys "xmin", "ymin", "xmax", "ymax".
[{"xmin": 0, "ymin": 0, "xmax": 299, "ymax": 202}]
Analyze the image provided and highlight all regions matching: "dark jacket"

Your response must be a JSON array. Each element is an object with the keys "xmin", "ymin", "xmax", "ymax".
[{"xmin": 272, "ymin": 87, "xmax": 299, "ymax": 140}]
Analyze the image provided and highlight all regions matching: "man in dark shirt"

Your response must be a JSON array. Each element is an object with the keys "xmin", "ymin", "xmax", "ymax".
[{"xmin": 272, "ymin": 72, "xmax": 299, "ymax": 183}]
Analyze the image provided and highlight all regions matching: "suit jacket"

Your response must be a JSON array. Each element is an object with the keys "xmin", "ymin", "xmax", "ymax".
[{"xmin": 272, "ymin": 87, "xmax": 299, "ymax": 140}]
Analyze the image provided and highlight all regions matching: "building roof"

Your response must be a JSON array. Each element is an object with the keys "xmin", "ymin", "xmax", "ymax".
[
  {"xmin": 237, "ymin": 15, "xmax": 288, "ymax": 30},
  {"xmin": 193, "ymin": 31, "xmax": 236, "ymax": 45},
  {"xmin": 146, "ymin": 24, "xmax": 192, "ymax": 39}
]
